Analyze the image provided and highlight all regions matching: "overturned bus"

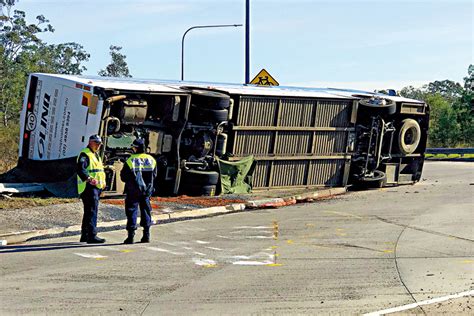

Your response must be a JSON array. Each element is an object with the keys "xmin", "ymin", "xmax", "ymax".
[{"xmin": 18, "ymin": 73, "xmax": 429, "ymax": 196}]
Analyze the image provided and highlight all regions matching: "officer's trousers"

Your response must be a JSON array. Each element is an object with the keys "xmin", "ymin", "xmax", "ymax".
[
  {"xmin": 125, "ymin": 193, "xmax": 153, "ymax": 231},
  {"xmin": 80, "ymin": 185, "xmax": 101, "ymax": 236}
]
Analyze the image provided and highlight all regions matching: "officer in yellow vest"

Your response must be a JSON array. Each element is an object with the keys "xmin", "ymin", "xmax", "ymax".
[
  {"xmin": 120, "ymin": 138, "xmax": 157, "ymax": 244},
  {"xmin": 76, "ymin": 135, "xmax": 106, "ymax": 244}
]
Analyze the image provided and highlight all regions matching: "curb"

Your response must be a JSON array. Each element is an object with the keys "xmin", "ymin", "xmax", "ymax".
[{"xmin": 0, "ymin": 187, "xmax": 347, "ymax": 245}]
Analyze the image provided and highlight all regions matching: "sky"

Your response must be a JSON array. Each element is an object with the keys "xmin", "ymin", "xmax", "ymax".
[{"xmin": 13, "ymin": 0, "xmax": 474, "ymax": 91}]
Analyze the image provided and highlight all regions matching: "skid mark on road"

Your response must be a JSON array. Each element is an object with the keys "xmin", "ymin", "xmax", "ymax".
[
  {"xmin": 324, "ymin": 210, "xmax": 364, "ymax": 219},
  {"xmin": 375, "ymin": 216, "xmax": 474, "ymax": 243}
]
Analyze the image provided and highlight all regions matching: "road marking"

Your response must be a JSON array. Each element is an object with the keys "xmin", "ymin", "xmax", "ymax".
[
  {"xmin": 193, "ymin": 251, "xmax": 207, "ymax": 256},
  {"xmin": 245, "ymin": 235, "xmax": 273, "ymax": 239},
  {"xmin": 287, "ymin": 240, "xmax": 294, "ymax": 244},
  {"xmin": 74, "ymin": 253, "xmax": 108, "ymax": 259},
  {"xmin": 364, "ymin": 289, "xmax": 474, "ymax": 315},
  {"xmin": 205, "ymin": 246, "xmax": 223, "ymax": 251},
  {"xmin": 146, "ymin": 247, "xmax": 184, "ymax": 255},
  {"xmin": 233, "ymin": 260, "xmax": 273, "ymax": 265},
  {"xmin": 120, "ymin": 249, "xmax": 134, "ymax": 253},
  {"xmin": 234, "ymin": 226, "xmax": 272, "ymax": 229},
  {"xmin": 266, "ymin": 263, "xmax": 283, "ymax": 267},
  {"xmin": 461, "ymin": 260, "xmax": 474, "ymax": 264},
  {"xmin": 195, "ymin": 240, "xmax": 210, "ymax": 244},
  {"xmin": 324, "ymin": 210, "xmax": 364, "ymax": 219},
  {"xmin": 192, "ymin": 258, "xmax": 217, "ymax": 267}
]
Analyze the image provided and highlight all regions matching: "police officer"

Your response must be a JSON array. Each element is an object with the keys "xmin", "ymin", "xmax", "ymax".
[
  {"xmin": 120, "ymin": 138, "xmax": 157, "ymax": 244},
  {"xmin": 77, "ymin": 135, "xmax": 106, "ymax": 243}
]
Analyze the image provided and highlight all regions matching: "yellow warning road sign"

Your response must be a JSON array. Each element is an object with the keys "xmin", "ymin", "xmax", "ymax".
[{"xmin": 250, "ymin": 69, "xmax": 279, "ymax": 86}]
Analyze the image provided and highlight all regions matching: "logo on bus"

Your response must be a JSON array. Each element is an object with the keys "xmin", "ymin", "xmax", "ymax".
[{"xmin": 26, "ymin": 112, "xmax": 37, "ymax": 131}]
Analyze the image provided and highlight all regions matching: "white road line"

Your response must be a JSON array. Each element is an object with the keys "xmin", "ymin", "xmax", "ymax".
[
  {"xmin": 146, "ymin": 247, "xmax": 184, "ymax": 255},
  {"xmin": 192, "ymin": 258, "xmax": 216, "ymax": 266},
  {"xmin": 195, "ymin": 240, "xmax": 210, "ymax": 244},
  {"xmin": 205, "ymin": 246, "xmax": 223, "ymax": 251},
  {"xmin": 193, "ymin": 251, "xmax": 207, "ymax": 256},
  {"xmin": 234, "ymin": 226, "xmax": 272, "ymax": 229},
  {"xmin": 74, "ymin": 253, "xmax": 108, "ymax": 259},
  {"xmin": 364, "ymin": 290, "xmax": 474, "ymax": 315},
  {"xmin": 232, "ymin": 260, "xmax": 273, "ymax": 266}
]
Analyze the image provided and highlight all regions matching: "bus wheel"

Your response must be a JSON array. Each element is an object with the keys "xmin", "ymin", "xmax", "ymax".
[
  {"xmin": 188, "ymin": 105, "xmax": 229, "ymax": 123},
  {"xmin": 359, "ymin": 170, "xmax": 386, "ymax": 188},
  {"xmin": 398, "ymin": 119, "xmax": 421, "ymax": 155},
  {"xmin": 191, "ymin": 90, "xmax": 230, "ymax": 110},
  {"xmin": 359, "ymin": 97, "xmax": 396, "ymax": 117},
  {"xmin": 182, "ymin": 184, "xmax": 217, "ymax": 196},
  {"xmin": 181, "ymin": 169, "xmax": 219, "ymax": 186}
]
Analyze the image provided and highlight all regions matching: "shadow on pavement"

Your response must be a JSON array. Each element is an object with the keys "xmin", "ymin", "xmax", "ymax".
[{"xmin": 0, "ymin": 242, "xmax": 123, "ymax": 254}]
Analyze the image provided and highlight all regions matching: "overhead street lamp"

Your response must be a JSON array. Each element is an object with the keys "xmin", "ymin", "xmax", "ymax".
[{"xmin": 181, "ymin": 24, "xmax": 242, "ymax": 81}]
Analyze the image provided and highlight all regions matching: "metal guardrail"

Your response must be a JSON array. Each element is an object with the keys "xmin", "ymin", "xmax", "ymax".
[{"xmin": 426, "ymin": 148, "xmax": 474, "ymax": 154}]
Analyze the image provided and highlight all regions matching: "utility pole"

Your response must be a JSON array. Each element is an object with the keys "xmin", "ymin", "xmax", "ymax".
[{"xmin": 245, "ymin": 0, "xmax": 250, "ymax": 84}]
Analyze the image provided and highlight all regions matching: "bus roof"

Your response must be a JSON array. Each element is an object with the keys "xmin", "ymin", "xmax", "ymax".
[{"xmin": 31, "ymin": 73, "xmax": 423, "ymax": 103}]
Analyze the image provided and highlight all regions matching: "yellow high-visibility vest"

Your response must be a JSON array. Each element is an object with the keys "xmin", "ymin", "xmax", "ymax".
[
  {"xmin": 77, "ymin": 147, "xmax": 106, "ymax": 194},
  {"xmin": 126, "ymin": 153, "xmax": 157, "ymax": 173}
]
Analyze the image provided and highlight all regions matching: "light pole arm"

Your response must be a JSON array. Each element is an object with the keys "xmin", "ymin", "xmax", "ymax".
[{"xmin": 181, "ymin": 24, "xmax": 242, "ymax": 81}]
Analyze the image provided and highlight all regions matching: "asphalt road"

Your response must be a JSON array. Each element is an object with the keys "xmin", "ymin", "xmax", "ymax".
[{"xmin": 1, "ymin": 161, "xmax": 473, "ymax": 315}]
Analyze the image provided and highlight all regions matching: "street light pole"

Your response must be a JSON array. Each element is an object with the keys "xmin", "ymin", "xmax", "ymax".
[
  {"xmin": 181, "ymin": 24, "xmax": 242, "ymax": 81},
  {"xmin": 245, "ymin": 0, "xmax": 250, "ymax": 84}
]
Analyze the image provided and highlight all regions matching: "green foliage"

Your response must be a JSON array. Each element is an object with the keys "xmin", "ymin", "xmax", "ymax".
[
  {"xmin": 0, "ymin": 123, "xmax": 19, "ymax": 173},
  {"xmin": 400, "ymin": 65, "xmax": 473, "ymax": 148},
  {"xmin": 98, "ymin": 45, "xmax": 132, "ymax": 78},
  {"xmin": 0, "ymin": 0, "xmax": 89, "ymax": 126}
]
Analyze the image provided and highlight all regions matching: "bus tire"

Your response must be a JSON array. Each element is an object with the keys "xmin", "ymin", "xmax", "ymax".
[
  {"xmin": 191, "ymin": 90, "xmax": 230, "ymax": 110},
  {"xmin": 398, "ymin": 119, "xmax": 421, "ymax": 155},
  {"xmin": 181, "ymin": 169, "xmax": 219, "ymax": 186},
  {"xmin": 188, "ymin": 105, "xmax": 228, "ymax": 123},
  {"xmin": 183, "ymin": 184, "xmax": 217, "ymax": 196},
  {"xmin": 359, "ymin": 98, "xmax": 396, "ymax": 117},
  {"xmin": 360, "ymin": 170, "xmax": 386, "ymax": 188}
]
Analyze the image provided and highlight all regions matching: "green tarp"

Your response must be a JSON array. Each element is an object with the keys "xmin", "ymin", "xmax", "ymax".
[{"xmin": 217, "ymin": 155, "xmax": 256, "ymax": 194}]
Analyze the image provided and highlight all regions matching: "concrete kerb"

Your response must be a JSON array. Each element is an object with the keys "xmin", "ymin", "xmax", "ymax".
[{"xmin": 0, "ymin": 187, "xmax": 347, "ymax": 245}]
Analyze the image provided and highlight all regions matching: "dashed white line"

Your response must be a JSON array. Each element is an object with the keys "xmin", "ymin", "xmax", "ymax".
[{"xmin": 146, "ymin": 247, "xmax": 184, "ymax": 255}]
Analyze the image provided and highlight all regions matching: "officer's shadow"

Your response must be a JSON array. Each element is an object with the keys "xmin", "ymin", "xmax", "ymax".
[{"xmin": 0, "ymin": 242, "xmax": 123, "ymax": 254}]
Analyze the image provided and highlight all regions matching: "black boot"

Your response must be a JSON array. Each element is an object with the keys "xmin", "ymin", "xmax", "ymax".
[
  {"xmin": 87, "ymin": 235, "xmax": 106, "ymax": 244},
  {"xmin": 79, "ymin": 232, "xmax": 88, "ymax": 242},
  {"xmin": 140, "ymin": 227, "xmax": 150, "ymax": 243},
  {"xmin": 124, "ymin": 230, "xmax": 135, "ymax": 244}
]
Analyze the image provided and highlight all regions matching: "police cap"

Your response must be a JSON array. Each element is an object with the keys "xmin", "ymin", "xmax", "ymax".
[
  {"xmin": 89, "ymin": 134, "xmax": 102, "ymax": 143},
  {"xmin": 132, "ymin": 138, "xmax": 145, "ymax": 148}
]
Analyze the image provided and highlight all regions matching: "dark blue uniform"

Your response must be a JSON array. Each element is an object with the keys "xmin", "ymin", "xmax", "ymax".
[
  {"xmin": 120, "ymin": 152, "xmax": 157, "ymax": 239},
  {"xmin": 77, "ymin": 146, "xmax": 105, "ymax": 243}
]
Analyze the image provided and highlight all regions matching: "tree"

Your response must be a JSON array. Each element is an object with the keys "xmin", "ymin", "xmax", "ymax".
[
  {"xmin": 98, "ymin": 45, "xmax": 132, "ymax": 78},
  {"xmin": 425, "ymin": 94, "xmax": 460, "ymax": 147},
  {"xmin": 0, "ymin": 0, "xmax": 89, "ymax": 126},
  {"xmin": 454, "ymin": 64, "xmax": 474, "ymax": 146},
  {"xmin": 426, "ymin": 80, "xmax": 464, "ymax": 101}
]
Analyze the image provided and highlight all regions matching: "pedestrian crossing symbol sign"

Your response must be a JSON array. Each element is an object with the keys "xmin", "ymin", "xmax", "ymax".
[{"xmin": 250, "ymin": 69, "xmax": 279, "ymax": 86}]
